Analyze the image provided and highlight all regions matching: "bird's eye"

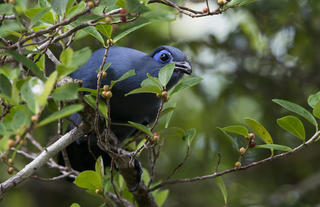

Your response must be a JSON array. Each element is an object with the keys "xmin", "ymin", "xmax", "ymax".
[{"xmin": 153, "ymin": 50, "xmax": 172, "ymax": 64}]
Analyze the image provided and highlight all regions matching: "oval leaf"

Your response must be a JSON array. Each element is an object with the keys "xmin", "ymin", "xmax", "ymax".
[
  {"xmin": 37, "ymin": 104, "xmax": 83, "ymax": 127},
  {"xmin": 217, "ymin": 127, "xmax": 239, "ymax": 152},
  {"xmin": 308, "ymin": 91, "xmax": 320, "ymax": 109},
  {"xmin": 128, "ymin": 121, "xmax": 153, "ymax": 137},
  {"xmin": 74, "ymin": 170, "xmax": 102, "ymax": 191},
  {"xmin": 272, "ymin": 99, "xmax": 317, "ymax": 129},
  {"xmin": 216, "ymin": 177, "xmax": 228, "ymax": 205},
  {"xmin": 313, "ymin": 101, "xmax": 320, "ymax": 119},
  {"xmin": 222, "ymin": 125, "xmax": 249, "ymax": 137},
  {"xmin": 170, "ymin": 77, "xmax": 202, "ymax": 97},
  {"xmin": 158, "ymin": 63, "xmax": 175, "ymax": 88},
  {"xmin": 244, "ymin": 118, "xmax": 273, "ymax": 144},
  {"xmin": 255, "ymin": 144, "xmax": 293, "ymax": 152},
  {"xmin": 183, "ymin": 128, "xmax": 196, "ymax": 146},
  {"xmin": 277, "ymin": 115, "xmax": 305, "ymax": 141},
  {"xmin": 155, "ymin": 190, "xmax": 169, "ymax": 207}
]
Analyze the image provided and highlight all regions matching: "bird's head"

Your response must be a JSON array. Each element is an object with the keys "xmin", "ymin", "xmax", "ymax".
[{"xmin": 149, "ymin": 46, "xmax": 192, "ymax": 89}]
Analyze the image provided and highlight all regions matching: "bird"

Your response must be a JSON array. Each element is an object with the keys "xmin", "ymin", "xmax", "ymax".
[{"xmin": 62, "ymin": 45, "xmax": 192, "ymax": 187}]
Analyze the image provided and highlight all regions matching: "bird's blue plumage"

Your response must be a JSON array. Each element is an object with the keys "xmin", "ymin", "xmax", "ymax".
[{"xmin": 63, "ymin": 45, "xmax": 192, "ymax": 176}]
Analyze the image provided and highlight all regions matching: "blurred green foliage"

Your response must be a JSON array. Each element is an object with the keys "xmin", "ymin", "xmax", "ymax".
[{"xmin": 1, "ymin": 0, "xmax": 320, "ymax": 206}]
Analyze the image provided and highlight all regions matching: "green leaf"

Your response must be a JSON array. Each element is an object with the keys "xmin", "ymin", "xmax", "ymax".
[
  {"xmin": 37, "ymin": 104, "xmax": 83, "ymax": 127},
  {"xmin": 277, "ymin": 115, "xmax": 305, "ymax": 141},
  {"xmin": 0, "ymin": 74, "xmax": 12, "ymax": 97},
  {"xmin": 145, "ymin": 74, "xmax": 162, "ymax": 90},
  {"xmin": 142, "ymin": 168, "xmax": 150, "ymax": 185},
  {"xmin": 56, "ymin": 65, "xmax": 77, "ymax": 80},
  {"xmin": 25, "ymin": 8, "xmax": 54, "ymax": 24},
  {"xmin": 83, "ymin": 95, "xmax": 108, "ymax": 119},
  {"xmin": 110, "ymin": 69, "xmax": 135, "ymax": 89},
  {"xmin": 216, "ymin": 177, "xmax": 228, "ymax": 205},
  {"xmin": 7, "ymin": 50, "xmax": 44, "ymax": 80},
  {"xmin": 144, "ymin": 10, "xmax": 176, "ymax": 21},
  {"xmin": 74, "ymin": 170, "xmax": 102, "ymax": 191},
  {"xmin": 113, "ymin": 20, "xmax": 151, "ymax": 43},
  {"xmin": 127, "ymin": 0, "xmax": 149, "ymax": 13},
  {"xmin": 115, "ymin": 0, "xmax": 126, "ymax": 8},
  {"xmin": 125, "ymin": 85, "xmax": 162, "ymax": 96},
  {"xmin": 255, "ymin": 144, "xmax": 293, "ymax": 152},
  {"xmin": 128, "ymin": 121, "xmax": 153, "ymax": 137},
  {"xmin": 223, "ymin": 0, "xmax": 257, "ymax": 10},
  {"xmin": 52, "ymin": 82, "xmax": 79, "ymax": 101},
  {"xmin": 183, "ymin": 128, "xmax": 196, "ymax": 146},
  {"xmin": 0, "ymin": 3, "xmax": 14, "ymax": 15},
  {"xmin": 155, "ymin": 190, "xmax": 169, "ymax": 207},
  {"xmin": 60, "ymin": 48, "xmax": 74, "ymax": 66},
  {"xmin": 159, "ymin": 127, "xmax": 185, "ymax": 139},
  {"xmin": 222, "ymin": 125, "xmax": 249, "ymax": 137},
  {"xmin": 35, "ymin": 54, "xmax": 45, "ymax": 71},
  {"xmin": 217, "ymin": 127, "xmax": 239, "ymax": 151},
  {"xmin": 244, "ymin": 118, "xmax": 273, "ymax": 144},
  {"xmin": 170, "ymin": 77, "xmax": 202, "ymax": 97},
  {"xmin": 30, "ymin": 7, "xmax": 51, "ymax": 28},
  {"xmin": 51, "ymin": 0, "xmax": 69, "ymax": 16},
  {"xmin": 21, "ymin": 78, "xmax": 43, "ymax": 113},
  {"xmin": 37, "ymin": 71, "xmax": 57, "ymax": 107},
  {"xmin": 70, "ymin": 203, "xmax": 80, "ymax": 207},
  {"xmin": 83, "ymin": 26, "xmax": 105, "ymax": 45},
  {"xmin": 96, "ymin": 24, "xmax": 113, "ymax": 39},
  {"xmin": 95, "ymin": 156, "xmax": 104, "ymax": 181},
  {"xmin": 158, "ymin": 63, "xmax": 175, "ymax": 88},
  {"xmin": 313, "ymin": 101, "xmax": 320, "ymax": 119},
  {"xmin": 308, "ymin": 91, "xmax": 320, "ymax": 108},
  {"xmin": 71, "ymin": 47, "xmax": 92, "ymax": 68},
  {"xmin": 273, "ymin": 99, "xmax": 318, "ymax": 129},
  {"xmin": 10, "ymin": 110, "xmax": 30, "ymax": 130}
]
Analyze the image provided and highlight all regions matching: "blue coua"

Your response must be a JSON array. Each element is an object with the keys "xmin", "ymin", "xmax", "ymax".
[{"xmin": 64, "ymin": 46, "xmax": 192, "ymax": 178}]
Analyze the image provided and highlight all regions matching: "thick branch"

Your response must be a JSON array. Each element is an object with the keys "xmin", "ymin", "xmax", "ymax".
[{"xmin": 0, "ymin": 124, "xmax": 91, "ymax": 195}]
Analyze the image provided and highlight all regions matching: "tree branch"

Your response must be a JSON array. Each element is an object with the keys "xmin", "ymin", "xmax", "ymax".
[
  {"xmin": 0, "ymin": 123, "xmax": 91, "ymax": 195},
  {"xmin": 149, "ymin": 130, "xmax": 320, "ymax": 192}
]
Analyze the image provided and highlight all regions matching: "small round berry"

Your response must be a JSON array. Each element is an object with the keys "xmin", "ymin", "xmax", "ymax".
[
  {"xmin": 249, "ymin": 140, "xmax": 256, "ymax": 148},
  {"xmin": 107, "ymin": 39, "xmax": 114, "ymax": 46},
  {"xmin": 153, "ymin": 133, "xmax": 160, "ymax": 143},
  {"xmin": 8, "ymin": 158, "xmax": 13, "ymax": 165},
  {"xmin": 120, "ymin": 8, "xmax": 128, "ymax": 14},
  {"xmin": 102, "ymin": 71, "xmax": 107, "ymax": 78},
  {"xmin": 1, "ymin": 152, "xmax": 8, "ymax": 159},
  {"xmin": 102, "ymin": 91, "xmax": 108, "ymax": 98},
  {"xmin": 103, "ymin": 85, "xmax": 110, "ymax": 91},
  {"xmin": 15, "ymin": 135, "xmax": 21, "ymax": 141},
  {"xmin": 87, "ymin": 1, "xmax": 95, "ymax": 8},
  {"xmin": 156, "ymin": 93, "xmax": 161, "ymax": 98},
  {"xmin": 217, "ymin": 0, "xmax": 226, "ymax": 5},
  {"xmin": 161, "ymin": 91, "xmax": 168, "ymax": 102},
  {"xmin": 121, "ymin": 16, "xmax": 127, "ymax": 23},
  {"xmin": 8, "ymin": 139, "xmax": 15, "ymax": 148},
  {"xmin": 105, "ymin": 16, "xmax": 112, "ymax": 24},
  {"xmin": 19, "ymin": 139, "xmax": 26, "ymax": 145},
  {"xmin": 202, "ymin": 8, "xmax": 208, "ymax": 13},
  {"xmin": 95, "ymin": 189, "xmax": 103, "ymax": 194},
  {"xmin": 239, "ymin": 147, "xmax": 246, "ymax": 155},
  {"xmin": 234, "ymin": 161, "xmax": 241, "ymax": 168},
  {"xmin": 105, "ymin": 91, "xmax": 112, "ymax": 99},
  {"xmin": 8, "ymin": 167, "xmax": 14, "ymax": 174},
  {"xmin": 248, "ymin": 133, "xmax": 255, "ymax": 139},
  {"xmin": 31, "ymin": 115, "xmax": 38, "ymax": 122}
]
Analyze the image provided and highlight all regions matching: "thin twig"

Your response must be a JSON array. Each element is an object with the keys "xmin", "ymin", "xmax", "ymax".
[{"xmin": 148, "ymin": 130, "xmax": 320, "ymax": 192}]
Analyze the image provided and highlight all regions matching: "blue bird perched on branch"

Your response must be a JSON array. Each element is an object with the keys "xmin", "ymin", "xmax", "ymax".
[{"xmin": 63, "ymin": 45, "xmax": 192, "ymax": 186}]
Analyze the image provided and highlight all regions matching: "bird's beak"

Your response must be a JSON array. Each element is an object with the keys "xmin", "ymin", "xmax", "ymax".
[{"xmin": 174, "ymin": 61, "xmax": 192, "ymax": 75}]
